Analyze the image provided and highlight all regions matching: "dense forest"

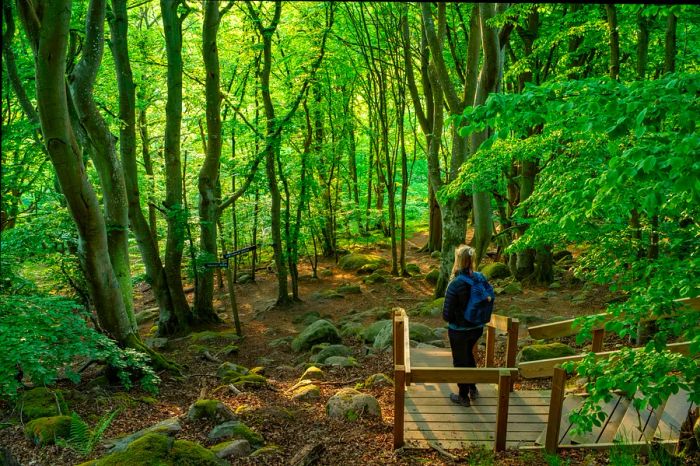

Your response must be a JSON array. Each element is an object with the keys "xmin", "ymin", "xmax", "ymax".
[{"xmin": 1, "ymin": 1, "xmax": 699, "ymax": 465}]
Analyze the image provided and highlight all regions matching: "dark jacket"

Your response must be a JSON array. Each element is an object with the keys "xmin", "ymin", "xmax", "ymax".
[{"xmin": 442, "ymin": 269, "xmax": 472, "ymax": 327}]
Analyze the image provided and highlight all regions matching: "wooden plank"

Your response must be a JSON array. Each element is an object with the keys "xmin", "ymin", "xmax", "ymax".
[
  {"xmin": 615, "ymin": 393, "xmax": 655, "ymax": 443},
  {"xmin": 495, "ymin": 370, "xmax": 512, "ymax": 451},
  {"xmin": 410, "ymin": 347, "xmax": 453, "ymax": 367},
  {"xmin": 568, "ymin": 395, "xmax": 622, "ymax": 444},
  {"xmin": 591, "ymin": 328, "xmax": 605, "ymax": 353},
  {"xmin": 406, "ymin": 393, "xmax": 550, "ymax": 406},
  {"xmin": 597, "ymin": 396, "xmax": 630, "ymax": 443},
  {"xmin": 518, "ymin": 341, "xmax": 691, "ymax": 379},
  {"xmin": 405, "ymin": 412, "xmax": 549, "ymax": 424},
  {"xmin": 409, "ymin": 367, "xmax": 518, "ymax": 384},
  {"xmin": 405, "ymin": 402, "xmax": 549, "ymax": 415},
  {"xmin": 485, "ymin": 325, "xmax": 496, "ymax": 367},
  {"xmin": 394, "ymin": 366, "xmax": 405, "ymax": 448},
  {"xmin": 535, "ymin": 395, "xmax": 583, "ymax": 446},
  {"xmin": 404, "ymin": 439, "xmax": 526, "ymax": 449},
  {"xmin": 405, "ymin": 421, "xmax": 545, "ymax": 432},
  {"xmin": 404, "ymin": 311, "xmax": 411, "ymax": 377},
  {"xmin": 654, "ymin": 389, "xmax": 692, "ymax": 441},
  {"xmin": 489, "ymin": 314, "xmax": 511, "ymax": 332},
  {"xmin": 407, "ymin": 384, "xmax": 551, "ymax": 399},
  {"xmin": 544, "ymin": 366, "xmax": 567, "ymax": 453},
  {"xmin": 405, "ymin": 429, "xmax": 540, "ymax": 443}
]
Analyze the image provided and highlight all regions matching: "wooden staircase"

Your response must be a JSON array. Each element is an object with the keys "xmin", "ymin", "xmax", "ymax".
[{"xmin": 534, "ymin": 389, "xmax": 693, "ymax": 448}]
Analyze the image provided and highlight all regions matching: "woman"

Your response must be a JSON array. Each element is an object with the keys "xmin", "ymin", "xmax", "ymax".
[{"xmin": 441, "ymin": 244, "xmax": 483, "ymax": 407}]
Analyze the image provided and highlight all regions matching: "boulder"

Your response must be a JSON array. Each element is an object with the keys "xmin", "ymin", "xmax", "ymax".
[
  {"xmin": 480, "ymin": 262, "xmax": 511, "ymax": 280},
  {"xmin": 268, "ymin": 336, "xmax": 293, "ymax": 349},
  {"xmin": 313, "ymin": 289, "xmax": 344, "ymax": 300},
  {"xmin": 210, "ymin": 439, "xmax": 251, "ymax": 459},
  {"xmin": 361, "ymin": 320, "xmax": 392, "ymax": 343},
  {"xmin": 337, "ymin": 284, "xmax": 361, "ymax": 294},
  {"xmin": 300, "ymin": 366, "xmax": 325, "ymax": 381},
  {"xmin": 363, "ymin": 273, "xmax": 387, "ymax": 284},
  {"xmin": 326, "ymin": 388, "xmax": 381, "ymax": 420},
  {"xmin": 187, "ymin": 399, "xmax": 236, "ymax": 423},
  {"xmin": 190, "ymin": 330, "xmax": 240, "ymax": 343},
  {"xmin": 216, "ymin": 362, "xmax": 249, "ymax": 379},
  {"xmin": 516, "ymin": 343, "xmax": 576, "ymax": 364},
  {"xmin": 95, "ymin": 433, "xmax": 222, "ymax": 466},
  {"xmin": 134, "ymin": 307, "xmax": 159, "ymax": 325},
  {"xmin": 104, "ymin": 417, "xmax": 181, "ymax": 453},
  {"xmin": 340, "ymin": 322, "xmax": 364, "ymax": 338},
  {"xmin": 503, "ymin": 281, "xmax": 523, "ymax": 294},
  {"xmin": 24, "ymin": 415, "xmax": 71, "ymax": 445},
  {"xmin": 292, "ymin": 310, "xmax": 321, "ymax": 325},
  {"xmin": 363, "ymin": 373, "xmax": 394, "ymax": 388},
  {"xmin": 406, "ymin": 263, "xmax": 421, "ymax": 275},
  {"xmin": 338, "ymin": 253, "xmax": 388, "ymax": 272},
  {"xmin": 410, "ymin": 298, "xmax": 444, "ymax": 318},
  {"xmin": 433, "ymin": 327, "xmax": 448, "ymax": 339},
  {"xmin": 372, "ymin": 323, "xmax": 393, "ymax": 351},
  {"xmin": 17, "ymin": 387, "xmax": 68, "ymax": 420},
  {"xmin": 290, "ymin": 382, "xmax": 320, "ymax": 402},
  {"xmin": 425, "ymin": 269, "xmax": 439, "ymax": 285},
  {"xmin": 208, "ymin": 421, "xmax": 264, "ymax": 447},
  {"xmin": 409, "ymin": 323, "xmax": 435, "ymax": 343},
  {"xmin": 144, "ymin": 337, "xmax": 168, "ymax": 350},
  {"xmin": 324, "ymin": 356, "xmax": 357, "ymax": 367},
  {"xmin": 311, "ymin": 344, "xmax": 351, "ymax": 364},
  {"xmin": 291, "ymin": 320, "xmax": 341, "ymax": 352}
]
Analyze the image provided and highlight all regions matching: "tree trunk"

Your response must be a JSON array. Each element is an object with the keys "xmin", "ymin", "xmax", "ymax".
[
  {"xmin": 138, "ymin": 108, "xmax": 159, "ymax": 252},
  {"xmin": 636, "ymin": 9, "xmax": 650, "ymax": 79},
  {"xmin": 664, "ymin": 12, "xmax": 677, "ymax": 74},
  {"xmin": 194, "ymin": 0, "xmax": 224, "ymax": 323},
  {"xmin": 606, "ymin": 5, "xmax": 620, "ymax": 80}
]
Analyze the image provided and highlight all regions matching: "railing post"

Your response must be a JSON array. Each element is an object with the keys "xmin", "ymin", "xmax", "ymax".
[
  {"xmin": 485, "ymin": 325, "xmax": 496, "ymax": 367},
  {"xmin": 592, "ymin": 328, "xmax": 605, "ymax": 353},
  {"xmin": 506, "ymin": 318, "xmax": 519, "ymax": 391},
  {"xmin": 495, "ymin": 369, "xmax": 511, "ymax": 452},
  {"xmin": 393, "ymin": 365, "xmax": 406, "ymax": 448},
  {"xmin": 394, "ymin": 312, "xmax": 405, "ymax": 374},
  {"xmin": 545, "ymin": 365, "xmax": 567, "ymax": 454}
]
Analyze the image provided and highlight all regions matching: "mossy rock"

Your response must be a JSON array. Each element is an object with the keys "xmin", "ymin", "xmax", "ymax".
[
  {"xmin": 216, "ymin": 362, "xmax": 249, "ymax": 379},
  {"xmin": 480, "ymin": 262, "xmax": 511, "ymax": 280},
  {"xmin": 190, "ymin": 330, "xmax": 240, "ymax": 343},
  {"xmin": 406, "ymin": 263, "xmax": 421, "ymax": 275},
  {"xmin": 135, "ymin": 307, "xmax": 159, "ymax": 325},
  {"xmin": 290, "ymin": 383, "xmax": 320, "ymax": 402},
  {"xmin": 209, "ymin": 439, "xmax": 251, "ymax": 459},
  {"xmin": 503, "ymin": 281, "xmax": 523, "ymax": 294},
  {"xmin": 104, "ymin": 417, "xmax": 182, "ymax": 453},
  {"xmin": 324, "ymin": 356, "xmax": 357, "ymax": 367},
  {"xmin": 361, "ymin": 319, "xmax": 392, "ymax": 343},
  {"xmin": 340, "ymin": 322, "xmax": 364, "ymax": 338},
  {"xmin": 207, "ymin": 421, "xmax": 264, "ymax": 447},
  {"xmin": 326, "ymin": 388, "xmax": 381, "ymax": 420},
  {"xmin": 339, "ymin": 253, "xmax": 388, "ymax": 272},
  {"xmin": 186, "ymin": 399, "xmax": 236, "ymax": 422},
  {"xmin": 364, "ymin": 373, "xmax": 394, "ymax": 388},
  {"xmin": 224, "ymin": 373, "xmax": 268, "ymax": 389},
  {"xmin": 24, "ymin": 415, "xmax": 71, "ymax": 445},
  {"xmin": 409, "ymin": 322, "xmax": 435, "ymax": 343},
  {"xmin": 373, "ymin": 323, "xmax": 394, "ymax": 351},
  {"xmin": 237, "ymin": 274, "xmax": 253, "ymax": 284},
  {"xmin": 17, "ymin": 388, "xmax": 68, "ymax": 420},
  {"xmin": 300, "ymin": 366, "xmax": 325, "ymax": 381},
  {"xmin": 337, "ymin": 284, "xmax": 362, "ymax": 294},
  {"xmin": 292, "ymin": 310, "xmax": 321, "ymax": 325},
  {"xmin": 187, "ymin": 344, "xmax": 208, "ymax": 356},
  {"xmin": 425, "ymin": 269, "xmax": 440, "ymax": 285},
  {"xmin": 430, "ymin": 251, "xmax": 441, "ymax": 259},
  {"xmin": 363, "ymin": 273, "xmax": 387, "ymax": 285},
  {"xmin": 410, "ymin": 298, "xmax": 444, "ymax": 318},
  {"xmin": 313, "ymin": 289, "xmax": 344, "ymax": 300},
  {"xmin": 219, "ymin": 344, "xmax": 239, "ymax": 356},
  {"xmin": 516, "ymin": 343, "xmax": 576, "ymax": 364},
  {"xmin": 319, "ymin": 269, "xmax": 333, "ymax": 277},
  {"xmin": 93, "ymin": 433, "xmax": 223, "ymax": 466},
  {"xmin": 250, "ymin": 445, "xmax": 283, "ymax": 458},
  {"xmin": 311, "ymin": 344, "xmax": 351, "ymax": 364},
  {"xmin": 268, "ymin": 336, "xmax": 293, "ymax": 348},
  {"xmin": 291, "ymin": 319, "xmax": 341, "ymax": 352}
]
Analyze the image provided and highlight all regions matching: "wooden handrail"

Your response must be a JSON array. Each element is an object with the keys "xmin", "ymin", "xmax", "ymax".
[{"xmin": 409, "ymin": 367, "xmax": 518, "ymax": 384}]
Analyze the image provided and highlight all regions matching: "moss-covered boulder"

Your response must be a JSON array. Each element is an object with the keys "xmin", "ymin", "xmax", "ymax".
[
  {"xmin": 268, "ymin": 336, "xmax": 293, "ymax": 349},
  {"xmin": 337, "ymin": 284, "xmax": 361, "ymax": 294},
  {"xmin": 313, "ymin": 289, "xmax": 344, "ymax": 300},
  {"xmin": 290, "ymin": 382, "xmax": 320, "ymax": 402},
  {"xmin": 409, "ymin": 322, "xmax": 434, "ymax": 343},
  {"xmin": 300, "ymin": 366, "xmax": 324, "ymax": 381},
  {"xmin": 250, "ymin": 445, "xmax": 283, "ymax": 458},
  {"xmin": 410, "ymin": 298, "xmax": 444, "ymax": 318},
  {"xmin": 17, "ymin": 387, "xmax": 68, "ymax": 420},
  {"xmin": 216, "ymin": 362, "xmax": 249, "ymax": 379},
  {"xmin": 361, "ymin": 319, "xmax": 392, "ymax": 343},
  {"xmin": 324, "ymin": 356, "xmax": 358, "ymax": 367},
  {"xmin": 326, "ymin": 388, "xmax": 381, "ymax": 421},
  {"xmin": 224, "ymin": 373, "xmax": 268, "ymax": 389},
  {"xmin": 291, "ymin": 319, "xmax": 341, "ymax": 352},
  {"xmin": 340, "ymin": 322, "xmax": 364, "ymax": 338},
  {"xmin": 311, "ymin": 344, "xmax": 351, "ymax": 364},
  {"xmin": 373, "ymin": 323, "xmax": 394, "ymax": 351},
  {"xmin": 430, "ymin": 250, "xmax": 441, "ymax": 259},
  {"xmin": 190, "ymin": 330, "xmax": 240, "ymax": 343},
  {"xmin": 93, "ymin": 433, "xmax": 224, "ymax": 466},
  {"xmin": 503, "ymin": 281, "xmax": 523, "ymax": 294},
  {"xmin": 339, "ymin": 254, "xmax": 388, "ymax": 272},
  {"xmin": 516, "ymin": 343, "xmax": 576, "ymax": 364},
  {"xmin": 363, "ymin": 272, "xmax": 387, "ymax": 284},
  {"xmin": 406, "ymin": 263, "xmax": 421, "ymax": 275},
  {"xmin": 135, "ymin": 307, "xmax": 159, "ymax": 325},
  {"xmin": 480, "ymin": 262, "xmax": 511, "ymax": 280},
  {"xmin": 207, "ymin": 421, "xmax": 263, "ymax": 447},
  {"xmin": 210, "ymin": 439, "xmax": 251, "ymax": 459},
  {"xmin": 104, "ymin": 417, "xmax": 181, "ymax": 453},
  {"xmin": 24, "ymin": 415, "xmax": 71, "ymax": 445},
  {"xmin": 187, "ymin": 399, "xmax": 236, "ymax": 423},
  {"xmin": 425, "ymin": 269, "xmax": 440, "ymax": 285},
  {"xmin": 292, "ymin": 310, "xmax": 321, "ymax": 325}
]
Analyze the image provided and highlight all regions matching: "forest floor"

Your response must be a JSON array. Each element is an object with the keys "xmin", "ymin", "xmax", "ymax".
[{"xmin": 1, "ymin": 231, "xmax": 679, "ymax": 465}]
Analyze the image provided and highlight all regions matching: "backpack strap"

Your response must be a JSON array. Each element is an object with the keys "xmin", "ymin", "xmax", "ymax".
[{"xmin": 455, "ymin": 273, "xmax": 475, "ymax": 286}]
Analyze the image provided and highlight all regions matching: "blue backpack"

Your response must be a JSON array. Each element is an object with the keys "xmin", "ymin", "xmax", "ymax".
[{"xmin": 456, "ymin": 272, "xmax": 495, "ymax": 326}]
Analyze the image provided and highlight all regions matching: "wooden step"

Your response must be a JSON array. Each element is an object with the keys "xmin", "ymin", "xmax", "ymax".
[
  {"xmin": 568, "ymin": 394, "xmax": 622, "ymax": 444},
  {"xmin": 614, "ymin": 393, "xmax": 657, "ymax": 443},
  {"xmin": 654, "ymin": 389, "xmax": 693, "ymax": 441},
  {"xmin": 534, "ymin": 395, "xmax": 584, "ymax": 445}
]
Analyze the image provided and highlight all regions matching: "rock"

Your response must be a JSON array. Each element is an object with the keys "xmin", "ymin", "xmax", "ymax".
[
  {"xmin": 250, "ymin": 445, "xmax": 283, "ymax": 458},
  {"xmin": 337, "ymin": 284, "xmax": 361, "ymax": 294},
  {"xmin": 503, "ymin": 281, "xmax": 523, "ymax": 294},
  {"xmin": 291, "ymin": 319, "xmax": 341, "ymax": 352},
  {"xmin": 208, "ymin": 421, "xmax": 264, "ymax": 447},
  {"xmin": 357, "ymin": 263, "xmax": 379, "ymax": 274},
  {"xmin": 324, "ymin": 356, "xmax": 357, "ymax": 367},
  {"xmin": 24, "ymin": 415, "xmax": 71, "ymax": 445},
  {"xmin": 433, "ymin": 327, "xmax": 448, "ymax": 339},
  {"xmin": 411, "ymin": 297, "xmax": 444, "ymax": 317},
  {"xmin": 104, "ymin": 417, "xmax": 181, "ymax": 453},
  {"xmin": 268, "ymin": 336, "xmax": 292, "ymax": 349},
  {"xmin": 187, "ymin": 399, "xmax": 236, "ymax": 423},
  {"xmin": 340, "ymin": 322, "xmax": 364, "ymax": 338},
  {"xmin": 220, "ymin": 344, "xmax": 239, "ymax": 356},
  {"xmin": 210, "ymin": 439, "xmax": 251, "ymax": 459},
  {"xmin": 338, "ymin": 253, "xmax": 388, "ymax": 272},
  {"xmin": 416, "ymin": 342, "xmax": 437, "ymax": 348},
  {"xmin": 144, "ymin": 337, "xmax": 168, "ymax": 350},
  {"xmin": 313, "ymin": 289, "xmax": 344, "ymax": 300},
  {"xmin": 406, "ymin": 263, "xmax": 421, "ymax": 275},
  {"xmin": 237, "ymin": 274, "xmax": 253, "ymax": 284},
  {"xmin": 372, "ymin": 323, "xmax": 394, "ymax": 351},
  {"xmin": 480, "ymin": 262, "xmax": 511, "ymax": 280},
  {"xmin": 361, "ymin": 320, "xmax": 392, "ymax": 343},
  {"xmin": 409, "ymin": 322, "xmax": 435, "ymax": 343},
  {"xmin": 425, "ymin": 269, "xmax": 439, "ymax": 285},
  {"xmin": 190, "ymin": 330, "xmax": 240, "ymax": 343},
  {"xmin": 16, "ymin": 388, "xmax": 68, "ymax": 421},
  {"xmin": 326, "ymin": 388, "xmax": 382, "ymax": 420},
  {"xmin": 364, "ymin": 373, "xmax": 393, "ymax": 388},
  {"xmin": 516, "ymin": 343, "xmax": 577, "ymax": 364},
  {"xmin": 364, "ymin": 273, "xmax": 387, "ymax": 284},
  {"xmin": 134, "ymin": 307, "xmax": 159, "ymax": 325},
  {"xmin": 225, "ymin": 373, "xmax": 268, "ymax": 389},
  {"xmin": 430, "ymin": 251, "xmax": 441, "ymax": 259},
  {"xmin": 216, "ymin": 362, "xmax": 249, "ymax": 379},
  {"xmin": 290, "ymin": 382, "xmax": 320, "ymax": 401},
  {"xmin": 311, "ymin": 344, "xmax": 351, "ymax": 364},
  {"xmin": 293, "ymin": 310, "xmax": 321, "ymax": 325},
  {"xmin": 426, "ymin": 340, "xmax": 446, "ymax": 348},
  {"xmin": 300, "ymin": 366, "xmax": 324, "ymax": 381},
  {"xmin": 96, "ymin": 433, "xmax": 222, "ymax": 466}
]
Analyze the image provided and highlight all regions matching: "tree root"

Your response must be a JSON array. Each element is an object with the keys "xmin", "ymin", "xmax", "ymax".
[{"xmin": 124, "ymin": 333, "xmax": 184, "ymax": 375}]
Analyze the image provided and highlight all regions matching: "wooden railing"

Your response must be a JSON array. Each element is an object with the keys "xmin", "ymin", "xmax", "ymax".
[{"xmin": 392, "ymin": 308, "xmax": 518, "ymax": 451}]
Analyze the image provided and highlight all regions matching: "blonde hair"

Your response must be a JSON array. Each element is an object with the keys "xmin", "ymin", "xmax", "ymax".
[{"xmin": 451, "ymin": 244, "xmax": 474, "ymax": 278}]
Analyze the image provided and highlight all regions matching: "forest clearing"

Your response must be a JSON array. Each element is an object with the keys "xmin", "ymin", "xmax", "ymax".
[{"xmin": 1, "ymin": 1, "xmax": 698, "ymax": 465}]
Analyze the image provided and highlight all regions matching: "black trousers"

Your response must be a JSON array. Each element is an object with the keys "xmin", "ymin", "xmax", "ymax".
[{"xmin": 448, "ymin": 327, "xmax": 484, "ymax": 398}]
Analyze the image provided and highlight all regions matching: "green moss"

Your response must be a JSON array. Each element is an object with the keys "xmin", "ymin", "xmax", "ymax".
[
  {"xmin": 170, "ymin": 439, "xmax": 222, "ymax": 465},
  {"xmin": 516, "ymin": 343, "xmax": 576, "ymax": 363},
  {"xmin": 425, "ymin": 269, "xmax": 439, "ymax": 285},
  {"xmin": 250, "ymin": 444, "xmax": 283, "ymax": 457},
  {"xmin": 24, "ymin": 415, "xmax": 71, "ymax": 445},
  {"xmin": 480, "ymin": 262, "xmax": 511, "ymax": 280},
  {"xmin": 17, "ymin": 388, "xmax": 68, "ymax": 420},
  {"xmin": 219, "ymin": 344, "xmax": 239, "ymax": 355},
  {"xmin": 190, "ymin": 400, "xmax": 221, "ymax": 418},
  {"xmin": 190, "ymin": 330, "xmax": 240, "ymax": 343},
  {"xmin": 314, "ymin": 289, "xmax": 344, "ymax": 300},
  {"xmin": 363, "ymin": 273, "xmax": 387, "ymax": 284},
  {"xmin": 226, "ymin": 373, "xmax": 267, "ymax": 388},
  {"xmin": 338, "ymin": 253, "xmax": 388, "ymax": 271},
  {"xmin": 406, "ymin": 263, "xmax": 421, "ymax": 275},
  {"xmin": 93, "ymin": 433, "xmax": 170, "ymax": 466},
  {"xmin": 336, "ymin": 284, "xmax": 361, "ymax": 294},
  {"xmin": 208, "ymin": 421, "xmax": 263, "ymax": 447}
]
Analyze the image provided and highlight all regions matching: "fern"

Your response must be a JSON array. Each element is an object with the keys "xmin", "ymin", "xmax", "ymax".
[{"xmin": 56, "ymin": 409, "xmax": 120, "ymax": 457}]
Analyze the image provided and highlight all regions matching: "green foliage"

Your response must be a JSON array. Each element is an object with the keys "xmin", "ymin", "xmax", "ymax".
[
  {"xmin": 56, "ymin": 409, "xmax": 120, "ymax": 457},
  {"xmin": 0, "ymin": 295, "xmax": 159, "ymax": 399}
]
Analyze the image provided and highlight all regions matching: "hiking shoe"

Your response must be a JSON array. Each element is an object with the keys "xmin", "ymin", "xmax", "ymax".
[
  {"xmin": 469, "ymin": 387, "xmax": 479, "ymax": 401},
  {"xmin": 449, "ymin": 393, "xmax": 471, "ymax": 407}
]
